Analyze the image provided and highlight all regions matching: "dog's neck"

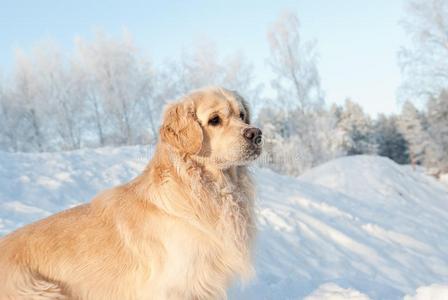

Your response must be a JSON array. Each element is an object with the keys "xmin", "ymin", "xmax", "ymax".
[
  {"xmin": 146, "ymin": 143, "xmax": 245, "ymax": 192},
  {"xmin": 131, "ymin": 143, "xmax": 255, "ymax": 277}
]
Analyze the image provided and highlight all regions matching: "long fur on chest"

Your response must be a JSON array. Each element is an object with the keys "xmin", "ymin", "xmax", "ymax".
[{"xmin": 127, "ymin": 145, "xmax": 256, "ymax": 297}]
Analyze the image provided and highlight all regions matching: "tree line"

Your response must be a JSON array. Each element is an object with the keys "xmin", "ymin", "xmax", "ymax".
[{"xmin": 0, "ymin": 33, "xmax": 258, "ymax": 152}]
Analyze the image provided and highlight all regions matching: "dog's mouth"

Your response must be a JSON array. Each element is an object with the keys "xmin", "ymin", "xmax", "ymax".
[
  {"xmin": 242, "ymin": 143, "xmax": 262, "ymax": 161},
  {"xmin": 208, "ymin": 141, "xmax": 262, "ymax": 168}
]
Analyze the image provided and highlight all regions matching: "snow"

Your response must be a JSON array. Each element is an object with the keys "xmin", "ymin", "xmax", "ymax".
[
  {"xmin": 440, "ymin": 173, "xmax": 448, "ymax": 189},
  {"xmin": 1, "ymin": 148, "xmax": 447, "ymax": 299}
]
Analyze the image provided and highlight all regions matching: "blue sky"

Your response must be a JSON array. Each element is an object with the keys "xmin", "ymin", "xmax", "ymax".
[{"xmin": 0, "ymin": 0, "xmax": 407, "ymax": 115}]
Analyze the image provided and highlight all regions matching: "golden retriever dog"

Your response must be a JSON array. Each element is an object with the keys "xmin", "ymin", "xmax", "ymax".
[{"xmin": 0, "ymin": 87, "xmax": 262, "ymax": 300}]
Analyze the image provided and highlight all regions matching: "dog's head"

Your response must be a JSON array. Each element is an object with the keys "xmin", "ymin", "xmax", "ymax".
[{"xmin": 160, "ymin": 87, "xmax": 262, "ymax": 168}]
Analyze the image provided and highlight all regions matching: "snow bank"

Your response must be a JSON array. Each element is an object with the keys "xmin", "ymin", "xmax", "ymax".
[
  {"xmin": 1, "ymin": 149, "xmax": 447, "ymax": 299},
  {"xmin": 0, "ymin": 146, "xmax": 151, "ymax": 233}
]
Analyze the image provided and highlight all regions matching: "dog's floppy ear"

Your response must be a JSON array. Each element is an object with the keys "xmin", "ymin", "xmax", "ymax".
[{"xmin": 160, "ymin": 100, "xmax": 203, "ymax": 154}]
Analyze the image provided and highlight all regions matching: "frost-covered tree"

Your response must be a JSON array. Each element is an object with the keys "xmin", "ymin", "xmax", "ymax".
[
  {"xmin": 0, "ymin": 74, "xmax": 19, "ymax": 151},
  {"xmin": 426, "ymin": 90, "xmax": 448, "ymax": 172},
  {"xmin": 75, "ymin": 32, "xmax": 159, "ymax": 145},
  {"xmin": 267, "ymin": 11, "xmax": 323, "ymax": 112},
  {"xmin": 399, "ymin": 0, "xmax": 448, "ymax": 102},
  {"xmin": 12, "ymin": 50, "xmax": 48, "ymax": 152},
  {"xmin": 256, "ymin": 104, "xmax": 344, "ymax": 176},
  {"xmin": 164, "ymin": 40, "xmax": 261, "ymax": 107},
  {"xmin": 398, "ymin": 0, "xmax": 448, "ymax": 173},
  {"xmin": 175, "ymin": 41, "xmax": 222, "ymax": 94},
  {"xmin": 71, "ymin": 47, "xmax": 106, "ymax": 147},
  {"xmin": 397, "ymin": 101, "xmax": 437, "ymax": 167},
  {"xmin": 374, "ymin": 114, "xmax": 410, "ymax": 164},
  {"xmin": 76, "ymin": 33, "xmax": 138, "ymax": 144},
  {"xmin": 257, "ymin": 11, "xmax": 340, "ymax": 176},
  {"xmin": 32, "ymin": 43, "xmax": 86, "ymax": 150},
  {"xmin": 338, "ymin": 99, "xmax": 377, "ymax": 155}
]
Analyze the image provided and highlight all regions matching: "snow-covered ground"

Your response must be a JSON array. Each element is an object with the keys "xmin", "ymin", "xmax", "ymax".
[{"xmin": 0, "ymin": 146, "xmax": 447, "ymax": 299}]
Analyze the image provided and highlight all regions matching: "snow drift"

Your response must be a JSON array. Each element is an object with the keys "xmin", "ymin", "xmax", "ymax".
[{"xmin": 0, "ymin": 147, "xmax": 447, "ymax": 299}]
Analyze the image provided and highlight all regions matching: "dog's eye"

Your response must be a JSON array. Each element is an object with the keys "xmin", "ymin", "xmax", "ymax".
[
  {"xmin": 239, "ymin": 112, "xmax": 245, "ymax": 120},
  {"xmin": 208, "ymin": 116, "xmax": 221, "ymax": 126}
]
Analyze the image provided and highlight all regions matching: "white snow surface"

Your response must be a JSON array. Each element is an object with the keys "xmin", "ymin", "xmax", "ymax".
[{"xmin": 0, "ymin": 147, "xmax": 447, "ymax": 299}]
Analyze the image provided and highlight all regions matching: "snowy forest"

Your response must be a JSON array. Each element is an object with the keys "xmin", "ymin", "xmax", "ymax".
[{"xmin": 0, "ymin": 0, "xmax": 447, "ymax": 177}]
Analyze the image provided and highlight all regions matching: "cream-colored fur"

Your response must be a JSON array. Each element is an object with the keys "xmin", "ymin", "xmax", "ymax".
[{"xmin": 0, "ymin": 87, "xmax": 262, "ymax": 300}]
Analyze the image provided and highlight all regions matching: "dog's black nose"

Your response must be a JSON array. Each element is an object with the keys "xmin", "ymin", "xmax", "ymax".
[{"xmin": 243, "ymin": 127, "xmax": 262, "ymax": 145}]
